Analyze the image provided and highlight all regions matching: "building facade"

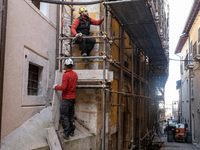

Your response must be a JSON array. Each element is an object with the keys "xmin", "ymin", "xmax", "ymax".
[
  {"xmin": 172, "ymin": 101, "xmax": 179, "ymax": 119},
  {"xmin": 0, "ymin": 0, "xmax": 58, "ymax": 146},
  {"xmin": 175, "ymin": 0, "xmax": 200, "ymax": 144}
]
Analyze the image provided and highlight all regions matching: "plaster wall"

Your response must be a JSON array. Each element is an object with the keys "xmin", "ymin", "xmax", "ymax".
[
  {"xmin": 2, "ymin": 0, "xmax": 57, "ymax": 138},
  {"xmin": 180, "ymin": 38, "xmax": 190, "ymax": 127},
  {"xmin": 188, "ymin": 10, "xmax": 200, "ymax": 143}
]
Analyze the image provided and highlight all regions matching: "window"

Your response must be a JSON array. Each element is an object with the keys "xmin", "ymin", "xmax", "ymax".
[
  {"xmin": 190, "ymin": 40, "xmax": 193, "ymax": 64},
  {"xmin": 23, "ymin": 47, "xmax": 48, "ymax": 106},
  {"xmin": 30, "ymin": 0, "xmax": 40, "ymax": 9},
  {"xmin": 28, "ymin": 64, "xmax": 39, "ymax": 95},
  {"xmin": 191, "ymin": 78, "xmax": 194, "ymax": 99},
  {"xmin": 193, "ymin": 42, "xmax": 197, "ymax": 58},
  {"xmin": 180, "ymin": 63, "xmax": 183, "ymax": 74},
  {"xmin": 184, "ymin": 54, "xmax": 188, "ymax": 68},
  {"xmin": 198, "ymin": 27, "xmax": 200, "ymax": 54},
  {"xmin": 30, "ymin": 0, "xmax": 49, "ymax": 17}
]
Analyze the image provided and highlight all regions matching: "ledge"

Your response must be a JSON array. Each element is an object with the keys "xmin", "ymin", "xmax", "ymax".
[{"xmin": 74, "ymin": 69, "xmax": 113, "ymax": 83}]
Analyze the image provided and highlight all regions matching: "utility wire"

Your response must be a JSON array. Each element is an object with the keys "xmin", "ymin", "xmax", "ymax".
[{"xmin": 169, "ymin": 58, "xmax": 198, "ymax": 62}]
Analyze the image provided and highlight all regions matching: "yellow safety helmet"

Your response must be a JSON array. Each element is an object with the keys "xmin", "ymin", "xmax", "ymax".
[{"xmin": 79, "ymin": 7, "xmax": 87, "ymax": 14}]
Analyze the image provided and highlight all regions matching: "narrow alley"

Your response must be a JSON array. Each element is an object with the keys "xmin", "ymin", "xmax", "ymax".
[{"xmin": 1, "ymin": 0, "xmax": 200, "ymax": 149}]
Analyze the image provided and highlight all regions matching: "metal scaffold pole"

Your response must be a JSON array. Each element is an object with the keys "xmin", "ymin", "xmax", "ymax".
[
  {"xmin": 102, "ymin": 2, "xmax": 107, "ymax": 149},
  {"xmin": 139, "ymin": 52, "xmax": 142, "ymax": 150},
  {"xmin": 70, "ymin": 0, "xmax": 73, "ymax": 56},
  {"xmin": 131, "ymin": 43, "xmax": 135, "ymax": 148}
]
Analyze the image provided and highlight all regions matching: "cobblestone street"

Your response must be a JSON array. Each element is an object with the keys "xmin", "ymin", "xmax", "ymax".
[{"xmin": 160, "ymin": 137, "xmax": 200, "ymax": 150}]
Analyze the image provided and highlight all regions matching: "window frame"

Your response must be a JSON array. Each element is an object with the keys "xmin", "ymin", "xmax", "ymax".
[
  {"xmin": 30, "ymin": 0, "xmax": 40, "ymax": 9},
  {"xmin": 184, "ymin": 53, "xmax": 188, "ymax": 68},
  {"xmin": 30, "ymin": 0, "xmax": 49, "ymax": 18},
  {"xmin": 28, "ymin": 63, "xmax": 39, "ymax": 96},
  {"xmin": 198, "ymin": 27, "xmax": 200, "ymax": 54},
  {"xmin": 190, "ymin": 40, "xmax": 193, "ymax": 64},
  {"xmin": 191, "ymin": 78, "xmax": 194, "ymax": 99},
  {"xmin": 22, "ymin": 47, "xmax": 48, "ymax": 106}
]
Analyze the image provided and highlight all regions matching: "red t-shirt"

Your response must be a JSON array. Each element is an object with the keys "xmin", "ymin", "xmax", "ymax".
[
  {"xmin": 55, "ymin": 69, "xmax": 78, "ymax": 99},
  {"xmin": 71, "ymin": 16, "xmax": 103, "ymax": 36}
]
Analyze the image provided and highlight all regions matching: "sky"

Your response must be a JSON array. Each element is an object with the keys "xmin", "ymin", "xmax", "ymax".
[{"xmin": 165, "ymin": 0, "xmax": 194, "ymax": 104}]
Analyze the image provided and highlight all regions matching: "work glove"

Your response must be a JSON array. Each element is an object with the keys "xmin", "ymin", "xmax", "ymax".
[
  {"xmin": 75, "ymin": 33, "xmax": 82, "ymax": 38},
  {"xmin": 53, "ymin": 84, "xmax": 57, "ymax": 90}
]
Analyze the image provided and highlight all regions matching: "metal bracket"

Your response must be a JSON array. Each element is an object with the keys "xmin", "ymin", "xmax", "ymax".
[{"xmin": 122, "ymin": 89, "xmax": 125, "ymax": 96}]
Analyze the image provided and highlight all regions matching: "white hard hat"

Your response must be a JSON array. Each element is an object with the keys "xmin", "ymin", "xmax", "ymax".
[{"xmin": 64, "ymin": 58, "xmax": 73, "ymax": 65}]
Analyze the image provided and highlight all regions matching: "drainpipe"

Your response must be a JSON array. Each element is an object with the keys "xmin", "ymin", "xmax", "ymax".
[
  {"xmin": 188, "ymin": 36, "xmax": 192, "ymax": 133},
  {"xmin": 0, "ymin": 0, "xmax": 8, "ymax": 145},
  {"xmin": 175, "ymin": 53, "xmax": 182, "ymax": 123}
]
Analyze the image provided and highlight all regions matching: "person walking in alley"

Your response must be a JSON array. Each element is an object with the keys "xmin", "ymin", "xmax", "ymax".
[
  {"xmin": 71, "ymin": 7, "xmax": 104, "ymax": 59},
  {"xmin": 53, "ymin": 58, "xmax": 78, "ymax": 140}
]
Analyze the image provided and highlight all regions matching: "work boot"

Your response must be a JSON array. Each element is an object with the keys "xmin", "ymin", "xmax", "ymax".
[
  {"xmin": 82, "ymin": 53, "xmax": 87, "ymax": 61},
  {"xmin": 88, "ymin": 57, "xmax": 93, "ymax": 62},
  {"xmin": 69, "ymin": 131, "xmax": 74, "ymax": 136},
  {"xmin": 82, "ymin": 53, "xmax": 87, "ymax": 57},
  {"xmin": 62, "ymin": 132, "xmax": 69, "ymax": 140}
]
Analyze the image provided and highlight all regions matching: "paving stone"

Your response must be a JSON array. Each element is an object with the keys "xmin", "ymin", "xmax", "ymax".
[{"xmin": 160, "ymin": 137, "xmax": 199, "ymax": 150}]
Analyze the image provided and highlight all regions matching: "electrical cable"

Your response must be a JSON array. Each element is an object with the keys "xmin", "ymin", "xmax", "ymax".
[
  {"xmin": 169, "ymin": 58, "xmax": 199, "ymax": 62},
  {"xmin": 34, "ymin": 0, "xmax": 103, "ymax": 5}
]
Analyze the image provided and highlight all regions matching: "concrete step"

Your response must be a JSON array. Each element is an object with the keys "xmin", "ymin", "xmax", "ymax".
[{"xmin": 58, "ymin": 120, "xmax": 96, "ymax": 150}]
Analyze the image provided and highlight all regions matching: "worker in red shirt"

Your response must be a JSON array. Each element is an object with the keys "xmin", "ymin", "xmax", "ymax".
[
  {"xmin": 71, "ymin": 7, "xmax": 104, "ymax": 60},
  {"xmin": 53, "ymin": 58, "xmax": 78, "ymax": 140}
]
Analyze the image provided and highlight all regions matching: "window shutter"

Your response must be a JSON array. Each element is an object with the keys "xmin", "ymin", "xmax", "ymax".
[
  {"xmin": 199, "ymin": 28, "xmax": 200, "ymax": 54},
  {"xmin": 198, "ymin": 28, "xmax": 200, "ymax": 43}
]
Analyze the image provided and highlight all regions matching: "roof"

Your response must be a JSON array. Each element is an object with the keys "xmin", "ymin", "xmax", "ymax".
[
  {"xmin": 174, "ymin": 34, "xmax": 189, "ymax": 54},
  {"xmin": 174, "ymin": 0, "xmax": 200, "ymax": 54},
  {"xmin": 105, "ymin": 0, "xmax": 167, "ymax": 61},
  {"xmin": 183, "ymin": 0, "xmax": 200, "ymax": 34}
]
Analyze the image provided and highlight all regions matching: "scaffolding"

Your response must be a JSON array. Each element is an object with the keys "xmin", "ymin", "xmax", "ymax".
[{"xmin": 37, "ymin": 0, "xmax": 168, "ymax": 150}]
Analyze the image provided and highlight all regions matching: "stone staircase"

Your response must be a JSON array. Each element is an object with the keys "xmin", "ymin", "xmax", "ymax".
[{"xmin": 1, "ymin": 107, "xmax": 96, "ymax": 150}]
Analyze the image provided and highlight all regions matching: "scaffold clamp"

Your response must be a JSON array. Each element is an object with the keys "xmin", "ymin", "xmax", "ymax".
[
  {"xmin": 58, "ymin": 57, "xmax": 62, "ymax": 61},
  {"xmin": 102, "ymin": 32, "xmax": 107, "ymax": 39}
]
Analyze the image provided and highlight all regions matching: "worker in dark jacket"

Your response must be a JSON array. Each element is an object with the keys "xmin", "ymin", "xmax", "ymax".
[
  {"xmin": 54, "ymin": 58, "xmax": 78, "ymax": 140},
  {"xmin": 71, "ymin": 7, "xmax": 104, "ymax": 59}
]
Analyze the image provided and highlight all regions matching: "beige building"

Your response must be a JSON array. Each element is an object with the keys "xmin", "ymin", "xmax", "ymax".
[
  {"xmin": 175, "ymin": 0, "xmax": 200, "ymax": 144},
  {"xmin": 0, "ymin": 0, "xmax": 58, "ymax": 147}
]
